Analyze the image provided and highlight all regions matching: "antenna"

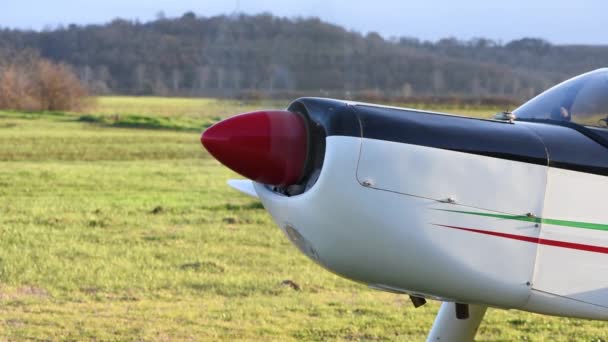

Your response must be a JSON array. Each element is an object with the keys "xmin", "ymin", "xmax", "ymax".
[{"xmin": 232, "ymin": 0, "xmax": 241, "ymax": 16}]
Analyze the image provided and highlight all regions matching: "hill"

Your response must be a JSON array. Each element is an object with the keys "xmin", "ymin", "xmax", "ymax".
[{"xmin": 1, "ymin": 12, "xmax": 607, "ymax": 102}]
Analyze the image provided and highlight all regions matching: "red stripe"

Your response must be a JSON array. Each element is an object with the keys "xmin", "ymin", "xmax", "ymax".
[{"xmin": 434, "ymin": 224, "xmax": 608, "ymax": 254}]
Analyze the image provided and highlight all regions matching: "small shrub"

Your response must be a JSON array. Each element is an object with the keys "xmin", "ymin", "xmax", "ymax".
[{"xmin": 0, "ymin": 52, "xmax": 88, "ymax": 111}]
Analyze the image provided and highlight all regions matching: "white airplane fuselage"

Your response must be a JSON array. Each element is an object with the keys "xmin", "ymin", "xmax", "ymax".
[
  {"xmin": 202, "ymin": 70, "xmax": 608, "ymax": 340},
  {"xmin": 254, "ymin": 118, "xmax": 608, "ymax": 321}
]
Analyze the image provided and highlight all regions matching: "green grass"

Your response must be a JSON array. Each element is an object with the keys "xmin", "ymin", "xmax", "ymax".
[
  {"xmin": 93, "ymin": 96, "xmax": 498, "ymax": 120},
  {"xmin": 94, "ymin": 96, "xmax": 289, "ymax": 119},
  {"xmin": 0, "ymin": 97, "xmax": 606, "ymax": 340}
]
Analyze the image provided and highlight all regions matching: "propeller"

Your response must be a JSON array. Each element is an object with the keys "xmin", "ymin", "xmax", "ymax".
[{"xmin": 201, "ymin": 110, "xmax": 309, "ymax": 186}]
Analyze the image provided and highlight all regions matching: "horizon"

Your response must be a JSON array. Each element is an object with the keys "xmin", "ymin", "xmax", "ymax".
[
  {"xmin": 0, "ymin": 12, "xmax": 573, "ymax": 47},
  {"xmin": 2, "ymin": 0, "xmax": 607, "ymax": 45}
]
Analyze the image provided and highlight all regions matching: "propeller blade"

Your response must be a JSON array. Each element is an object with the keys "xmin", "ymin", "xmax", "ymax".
[{"xmin": 227, "ymin": 179, "xmax": 259, "ymax": 198}]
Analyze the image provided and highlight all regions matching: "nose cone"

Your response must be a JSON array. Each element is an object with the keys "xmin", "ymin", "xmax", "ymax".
[{"xmin": 201, "ymin": 110, "xmax": 308, "ymax": 186}]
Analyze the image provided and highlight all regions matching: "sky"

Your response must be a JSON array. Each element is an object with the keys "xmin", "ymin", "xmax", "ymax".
[{"xmin": 1, "ymin": 0, "xmax": 607, "ymax": 45}]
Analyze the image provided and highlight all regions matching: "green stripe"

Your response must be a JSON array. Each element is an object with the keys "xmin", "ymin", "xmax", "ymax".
[{"xmin": 437, "ymin": 209, "xmax": 608, "ymax": 232}]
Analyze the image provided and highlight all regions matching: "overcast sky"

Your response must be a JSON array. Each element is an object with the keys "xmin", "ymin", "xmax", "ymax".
[{"xmin": 2, "ymin": 0, "xmax": 607, "ymax": 44}]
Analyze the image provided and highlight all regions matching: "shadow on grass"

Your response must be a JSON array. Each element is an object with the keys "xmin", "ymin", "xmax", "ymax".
[
  {"xmin": 0, "ymin": 110, "xmax": 68, "ymax": 120},
  {"xmin": 0, "ymin": 110, "xmax": 221, "ymax": 132},
  {"xmin": 185, "ymin": 281, "xmax": 282, "ymax": 297},
  {"xmin": 78, "ymin": 114, "xmax": 219, "ymax": 132},
  {"xmin": 203, "ymin": 202, "xmax": 265, "ymax": 211}
]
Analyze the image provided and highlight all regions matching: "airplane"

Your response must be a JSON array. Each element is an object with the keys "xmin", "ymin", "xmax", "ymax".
[{"xmin": 201, "ymin": 68, "xmax": 608, "ymax": 341}]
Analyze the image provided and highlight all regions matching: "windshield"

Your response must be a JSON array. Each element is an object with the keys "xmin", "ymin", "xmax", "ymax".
[{"xmin": 514, "ymin": 68, "xmax": 608, "ymax": 129}]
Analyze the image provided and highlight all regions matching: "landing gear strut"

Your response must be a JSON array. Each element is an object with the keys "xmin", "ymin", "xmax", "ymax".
[{"xmin": 427, "ymin": 302, "xmax": 487, "ymax": 341}]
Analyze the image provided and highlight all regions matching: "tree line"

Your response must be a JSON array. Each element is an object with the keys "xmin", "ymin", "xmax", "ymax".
[{"xmin": 1, "ymin": 12, "xmax": 607, "ymax": 103}]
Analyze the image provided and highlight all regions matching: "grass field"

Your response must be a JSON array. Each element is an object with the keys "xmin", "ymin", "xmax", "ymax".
[{"xmin": 0, "ymin": 97, "xmax": 606, "ymax": 341}]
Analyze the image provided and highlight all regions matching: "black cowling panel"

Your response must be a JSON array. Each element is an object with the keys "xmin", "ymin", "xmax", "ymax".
[
  {"xmin": 288, "ymin": 97, "xmax": 608, "ymax": 177},
  {"xmin": 522, "ymin": 122, "xmax": 608, "ymax": 176},
  {"xmin": 286, "ymin": 98, "xmax": 361, "ymax": 187},
  {"xmin": 353, "ymin": 104, "xmax": 548, "ymax": 167},
  {"xmin": 288, "ymin": 98, "xmax": 361, "ymax": 138}
]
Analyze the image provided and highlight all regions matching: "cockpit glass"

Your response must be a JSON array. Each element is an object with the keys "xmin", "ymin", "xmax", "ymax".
[{"xmin": 513, "ymin": 69, "xmax": 608, "ymax": 129}]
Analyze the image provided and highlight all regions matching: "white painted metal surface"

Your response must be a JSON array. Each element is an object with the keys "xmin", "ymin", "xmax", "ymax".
[
  {"xmin": 357, "ymin": 138, "xmax": 548, "ymax": 216},
  {"xmin": 254, "ymin": 136, "xmax": 608, "ymax": 320},
  {"xmin": 524, "ymin": 289, "xmax": 608, "ymax": 320},
  {"xmin": 532, "ymin": 167, "xmax": 608, "ymax": 309},
  {"xmin": 258, "ymin": 137, "xmax": 524, "ymax": 306},
  {"xmin": 427, "ymin": 302, "xmax": 487, "ymax": 342}
]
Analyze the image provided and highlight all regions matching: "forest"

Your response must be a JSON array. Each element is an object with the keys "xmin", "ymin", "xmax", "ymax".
[{"xmin": 1, "ymin": 12, "xmax": 607, "ymax": 103}]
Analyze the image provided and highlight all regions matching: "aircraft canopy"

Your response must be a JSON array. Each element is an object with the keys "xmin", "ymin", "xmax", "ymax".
[{"xmin": 514, "ymin": 68, "xmax": 608, "ymax": 129}]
